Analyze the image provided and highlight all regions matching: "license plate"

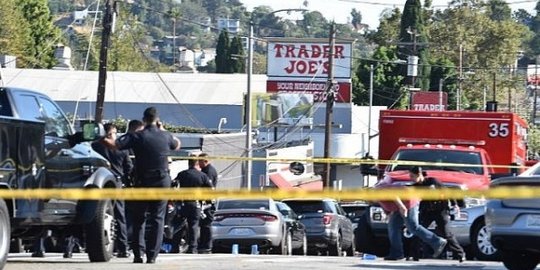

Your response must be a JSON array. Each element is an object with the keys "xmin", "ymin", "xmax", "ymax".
[
  {"xmin": 526, "ymin": 215, "xmax": 540, "ymax": 228},
  {"xmin": 229, "ymin": 228, "xmax": 254, "ymax": 236}
]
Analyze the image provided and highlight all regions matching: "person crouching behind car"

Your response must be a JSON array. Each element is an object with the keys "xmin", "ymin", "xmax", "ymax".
[
  {"xmin": 375, "ymin": 167, "xmax": 448, "ymax": 261},
  {"xmin": 410, "ymin": 166, "xmax": 465, "ymax": 262}
]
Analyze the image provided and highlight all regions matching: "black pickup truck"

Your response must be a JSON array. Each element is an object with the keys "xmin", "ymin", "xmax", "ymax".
[{"xmin": 0, "ymin": 87, "xmax": 118, "ymax": 267}]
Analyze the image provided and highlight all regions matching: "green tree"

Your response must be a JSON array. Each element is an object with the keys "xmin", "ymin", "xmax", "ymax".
[
  {"xmin": 0, "ymin": 0, "xmax": 33, "ymax": 67},
  {"xmin": 429, "ymin": 1, "xmax": 530, "ymax": 110},
  {"xmin": 108, "ymin": 11, "xmax": 164, "ymax": 72},
  {"xmin": 351, "ymin": 8, "xmax": 362, "ymax": 30},
  {"xmin": 228, "ymin": 36, "xmax": 245, "ymax": 73},
  {"xmin": 353, "ymin": 46, "xmax": 406, "ymax": 108},
  {"xmin": 514, "ymin": 9, "xmax": 533, "ymax": 28},
  {"xmin": 486, "ymin": 0, "xmax": 511, "ymax": 22},
  {"xmin": 252, "ymin": 52, "xmax": 267, "ymax": 74},
  {"xmin": 19, "ymin": 0, "xmax": 62, "ymax": 68},
  {"xmin": 529, "ymin": 2, "xmax": 540, "ymax": 56},
  {"xmin": 428, "ymin": 58, "xmax": 458, "ymax": 109},
  {"xmin": 302, "ymin": 11, "xmax": 329, "ymax": 38},
  {"xmin": 368, "ymin": 8, "xmax": 402, "ymax": 46},
  {"xmin": 215, "ymin": 30, "xmax": 230, "ymax": 73}
]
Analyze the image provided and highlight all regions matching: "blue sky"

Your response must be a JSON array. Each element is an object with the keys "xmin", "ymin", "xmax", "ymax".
[{"xmin": 240, "ymin": 0, "xmax": 536, "ymax": 30}]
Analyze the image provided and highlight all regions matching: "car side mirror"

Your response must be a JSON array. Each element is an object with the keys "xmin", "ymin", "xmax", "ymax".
[
  {"xmin": 83, "ymin": 123, "xmax": 105, "ymax": 141},
  {"xmin": 289, "ymin": 162, "xmax": 305, "ymax": 175}
]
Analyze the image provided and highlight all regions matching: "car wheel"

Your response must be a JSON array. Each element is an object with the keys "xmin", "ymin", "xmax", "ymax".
[
  {"xmin": 0, "ymin": 200, "xmax": 10, "ymax": 269},
  {"xmin": 293, "ymin": 234, "xmax": 307, "ymax": 256},
  {"xmin": 471, "ymin": 218, "xmax": 500, "ymax": 261},
  {"xmin": 85, "ymin": 199, "xmax": 115, "ymax": 262},
  {"xmin": 286, "ymin": 232, "xmax": 293, "ymax": 255},
  {"xmin": 328, "ymin": 232, "xmax": 343, "ymax": 256},
  {"xmin": 502, "ymin": 250, "xmax": 540, "ymax": 270},
  {"xmin": 273, "ymin": 231, "xmax": 291, "ymax": 255}
]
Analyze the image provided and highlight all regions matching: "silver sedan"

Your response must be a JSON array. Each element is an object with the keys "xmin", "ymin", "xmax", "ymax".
[{"xmin": 211, "ymin": 198, "xmax": 289, "ymax": 254}]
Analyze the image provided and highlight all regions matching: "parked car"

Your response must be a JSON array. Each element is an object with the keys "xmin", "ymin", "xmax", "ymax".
[
  {"xmin": 211, "ymin": 198, "xmax": 290, "ymax": 254},
  {"xmin": 275, "ymin": 202, "xmax": 308, "ymax": 255},
  {"xmin": 339, "ymin": 201, "xmax": 369, "ymax": 230},
  {"xmin": 355, "ymin": 197, "xmax": 499, "ymax": 261},
  {"xmin": 0, "ymin": 87, "xmax": 118, "ymax": 267},
  {"xmin": 518, "ymin": 161, "xmax": 540, "ymax": 176},
  {"xmin": 485, "ymin": 176, "xmax": 540, "ymax": 270},
  {"xmin": 282, "ymin": 198, "xmax": 355, "ymax": 256}
]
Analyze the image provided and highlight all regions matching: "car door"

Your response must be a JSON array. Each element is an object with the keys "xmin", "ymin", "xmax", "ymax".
[
  {"xmin": 334, "ymin": 202, "xmax": 354, "ymax": 247},
  {"xmin": 38, "ymin": 95, "xmax": 83, "ymax": 218},
  {"xmin": 277, "ymin": 202, "xmax": 304, "ymax": 249},
  {"xmin": 12, "ymin": 90, "xmax": 79, "ymax": 220}
]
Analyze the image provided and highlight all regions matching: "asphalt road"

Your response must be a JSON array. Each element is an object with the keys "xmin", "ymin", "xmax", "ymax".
[{"xmin": 4, "ymin": 253, "xmax": 528, "ymax": 270}]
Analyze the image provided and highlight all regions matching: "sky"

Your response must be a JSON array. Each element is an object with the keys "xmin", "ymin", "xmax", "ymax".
[{"xmin": 240, "ymin": 0, "xmax": 536, "ymax": 30}]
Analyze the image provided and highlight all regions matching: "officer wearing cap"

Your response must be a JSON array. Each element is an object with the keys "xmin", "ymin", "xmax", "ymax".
[{"xmin": 104, "ymin": 107, "xmax": 180, "ymax": 264}]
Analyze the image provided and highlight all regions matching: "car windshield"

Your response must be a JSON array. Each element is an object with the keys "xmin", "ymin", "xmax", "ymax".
[
  {"xmin": 284, "ymin": 201, "xmax": 329, "ymax": 214},
  {"xmin": 217, "ymin": 200, "xmax": 270, "ymax": 210},
  {"xmin": 389, "ymin": 149, "xmax": 483, "ymax": 175}
]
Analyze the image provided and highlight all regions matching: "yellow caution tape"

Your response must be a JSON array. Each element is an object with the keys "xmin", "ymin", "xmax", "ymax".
[
  {"xmin": 170, "ymin": 155, "xmax": 529, "ymax": 170},
  {"xmin": 0, "ymin": 187, "xmax": 538, "ymax": 201}
]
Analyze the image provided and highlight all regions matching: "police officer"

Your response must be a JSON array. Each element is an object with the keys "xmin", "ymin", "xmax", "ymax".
[
  {"xmin": 198, "ymin": 153, "xmax": 217, "ymax": 253},
  {"xmin": 198, "ymin": 153, "xmax": 218, "ymax": 187},
  {"xmin": 175, "ymin": 155, "xmax": 213, "ymax": 254},
  {"xmin": 411, "ymin": 166, "xmax": 465, "ymax": 262},
  {"xmin": 104, "ymin": 107, "xmax": 180, "ymax": 264},
  {"xmin": 92, "ymin": 123, "xmax": 133, "ymax": 258}
]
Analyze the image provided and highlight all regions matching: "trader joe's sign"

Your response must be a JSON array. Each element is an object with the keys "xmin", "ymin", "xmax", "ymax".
[{"xmin": 267, "ymin": 39, "xmax": 352, "ymax": 79}]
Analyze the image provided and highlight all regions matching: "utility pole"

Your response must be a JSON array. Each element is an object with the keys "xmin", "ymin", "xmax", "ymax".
[
  {"xmin": 493, "ymin": 73, "xmax": 497, "ymax": 101},
  {"xmin": 95, "ymin": 0, "xmax": 114, "ymax": 123},
  {"xmin": 405, "ymin": 27, "xmax": 420, "ymax": 109},
  {"xmin": 323, "ymin": 23, "xmax": 336, "ymax": 188},
  {"xmin": 534, "ymin": 59, "xmax": 539, "ymax": 123},
  {"xmin": 438, "ymin": 78, "xmax": 443, "ymax": 109},
  {"xmin": 172, "ymin": 17, "xmax": 177, "ymax": 70},
  {"xmin": 508, "ymin": 84, "xmax": 512, "ymax": 112},
  {"xmin": 245, "ymin": 21, "xmax": 254, "ymax": 190},
  {"xmin": 367, "ymin": 64, "xmax": 374, "ymax": 154},
  {"xmin": 457, "ymin": 43, "xmax": 463, "ymax": 111}
]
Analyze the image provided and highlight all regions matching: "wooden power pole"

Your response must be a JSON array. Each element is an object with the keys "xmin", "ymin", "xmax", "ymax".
[
  {"xmin": 95, "ymin": 0, "xmax": 114, "ymax": 123},
  {"xmin": 323, "ymin": 23, "xmax": 336, "ymax": 188}
]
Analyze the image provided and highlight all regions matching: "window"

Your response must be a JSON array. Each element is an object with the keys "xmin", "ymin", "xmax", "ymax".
[
  {"xmin": 284, "ymin": 201, "xmax": 328, "ymax": 214},
  {"xmin": 39, "ymin": 97, "xmax": 72, "ymax": 137},
  {"xmin": 13, "ymin": 93, "xmax": 42, "ymax": 121},
  {"xmin": 218, "ymin": 200, "xmax": 270, "ymax": 210},
  {"xmin": 0, "ymin": 88, "xmax": 12, "ymax": 116},
  {"xmin": 391, "ymin": 149, "xmax": 483, "ymax": 174}
]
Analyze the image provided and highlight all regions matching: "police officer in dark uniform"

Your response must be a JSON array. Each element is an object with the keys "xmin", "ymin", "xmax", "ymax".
[
  {"xmin": 410, "ymin": 166, "xmax": 465, "ymax": 262},
  {"xmin": 197, "ymin": 153, "xmax": 217, "ymax": 253},
  {"xmin": 92, "ymin": 123, "xmax": 133, "ymax": 258},
  {"xmin": 175, "ymin": 155, "xmax": 213, "ymax": 254},
  {"xmin": 104, "ymin": 107, "xmax": 180, "ymax": 264},
  {"xmin": 198, "ymin": 153, "xmax": 218, "ymax": 187}
]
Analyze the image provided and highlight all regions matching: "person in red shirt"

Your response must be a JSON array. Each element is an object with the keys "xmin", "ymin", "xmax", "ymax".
[{"xmin": 377, "ymin": 166, "xmax": 447, "ymax": 261}]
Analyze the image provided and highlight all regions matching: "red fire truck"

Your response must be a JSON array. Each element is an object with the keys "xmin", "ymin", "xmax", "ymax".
[{"xmin": 377, "ymin": 109, "xmax": 528, "ymax": 189}]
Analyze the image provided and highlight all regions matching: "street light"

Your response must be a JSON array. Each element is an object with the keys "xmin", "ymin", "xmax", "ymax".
[
  {"xmin": 72, "ymin": 95, "xmax": 89, "ymax": 126},
  {"xmin": 245, "ymin": 8, "xmax": 308, "ymax": 190}
]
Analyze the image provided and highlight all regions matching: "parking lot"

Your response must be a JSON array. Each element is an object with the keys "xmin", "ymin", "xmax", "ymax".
[{"xmin": 4, "ymin": 253, "xmax": 524, "ymax": 270}]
